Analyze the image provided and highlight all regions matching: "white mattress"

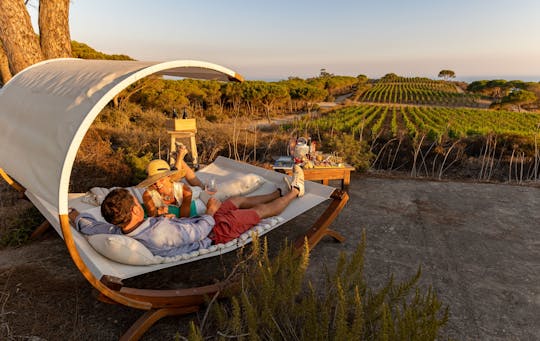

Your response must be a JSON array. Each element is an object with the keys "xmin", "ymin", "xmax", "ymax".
[{"xmin": 26, "ymin": 157, "xmax": 334, "ymax": 280}]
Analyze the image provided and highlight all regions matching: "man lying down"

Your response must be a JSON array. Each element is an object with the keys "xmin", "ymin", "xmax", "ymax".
[{"xmin": 69, "ymin": 166, "xmax": 305, "ymax": 258}]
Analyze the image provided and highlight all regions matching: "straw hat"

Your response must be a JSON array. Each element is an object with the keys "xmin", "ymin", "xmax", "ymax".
[{"xmin": 137, "ymin": 159, "xmax": 178, "ymax": 188}]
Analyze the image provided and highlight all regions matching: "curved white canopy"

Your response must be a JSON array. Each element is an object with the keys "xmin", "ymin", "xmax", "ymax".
[{"xmin": 0, "ymin": 58, "xmax": 243, "ymax": 215}]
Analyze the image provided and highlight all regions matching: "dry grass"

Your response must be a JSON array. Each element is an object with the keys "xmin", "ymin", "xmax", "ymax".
[
  {"xmin": 0, "ymin": 182, "xmax": 39, "ymax": 248},
  {"xmin": 0, "ymin": 270, "xmax": 13, "ymax": 340}
]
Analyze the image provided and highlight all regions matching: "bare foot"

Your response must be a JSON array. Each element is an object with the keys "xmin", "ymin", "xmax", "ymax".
[{"xmin": 176, "ymin": 143, "xmax": 188, "ymax": 160}]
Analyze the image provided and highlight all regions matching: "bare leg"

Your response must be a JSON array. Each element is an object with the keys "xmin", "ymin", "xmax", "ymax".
[
  {"xmin": 174, "ymin": 147, "xmax": 203, "ymax": 187},
  {"xmin": 228, "ymin": 190, "xmax": 281, "ymax": 209},
  {"xmin": 251, "ymin": 189, "xmax": 300, "ymax": 219},
  {"xmin": 227, "ymin": 166, "xmax": 304, "ymax": 219}
]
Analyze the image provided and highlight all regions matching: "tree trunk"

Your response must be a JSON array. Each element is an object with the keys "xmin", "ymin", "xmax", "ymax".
[
  {"xmin": 39, "ymin": 0, "xmax": 71, "ymax": 59},
  {"xmin": 0, "ymin": 0, "xmax": 44, "ymax": 74},
  {"xmin": 0, "ymin": 41, "xmax": 12, "ymax": 85}
]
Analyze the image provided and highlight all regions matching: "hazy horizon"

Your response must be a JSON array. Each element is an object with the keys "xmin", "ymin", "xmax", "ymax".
[
  {"xmin": 27, "ymin": 0, "xmax": 540, "ymax": 81},
  {"xmin": 249, "ymin": 74, "xmax": 540, "ymax": 83}
]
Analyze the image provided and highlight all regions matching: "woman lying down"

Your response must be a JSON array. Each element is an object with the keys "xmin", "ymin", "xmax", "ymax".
[{"xmin": 69, "ymin": 161, "xmax": 305, "ymax": 258}]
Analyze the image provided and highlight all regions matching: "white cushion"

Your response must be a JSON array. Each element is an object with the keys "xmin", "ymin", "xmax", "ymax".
[
  {"xmin": 81, "ymin": 186, "xmax": 145, "ymax": 206},
  {"xmin": 87, "ymin": 234, "xmax": 158, "ymax": 265},
  {"xmin": 199, "ymin": 173, "xmax": 265, "ymax": 204},
  {"xmin": 81, "ymin": 206, "xmax": 159, "ymax": 265}
]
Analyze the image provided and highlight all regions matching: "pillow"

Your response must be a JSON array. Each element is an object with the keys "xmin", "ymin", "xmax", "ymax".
[
  {"xmin": 87, "ymin": 234, "xmax": 158, "ymax": 265},
  {"xmin": 81, "ymin": 186, "xmax": 145, "ymax": 206},
  {"xmin": 81, "ymin": 206, "xmax": 158, "ymax": 265},
  {"xmin": 199, "ymin": 173, "xmax": 265, "ymax": 204}
]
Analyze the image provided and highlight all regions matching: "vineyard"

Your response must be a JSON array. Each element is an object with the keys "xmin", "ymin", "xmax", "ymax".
[
  {"xmin": 302, "ymin": 105, "xmax": 540, "ymax": 141},
  {"xmin": 292, "ymin": 104, "xmax": 540, "ymax": 182},
  {"xmin": 359, "ymin": 76, "xmax": 482, "ymax": 107}
]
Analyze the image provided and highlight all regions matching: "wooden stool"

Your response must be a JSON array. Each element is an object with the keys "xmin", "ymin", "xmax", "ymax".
[{"xmin": 167, "ymin": 118, "xmax": 198, "ymax": 167}]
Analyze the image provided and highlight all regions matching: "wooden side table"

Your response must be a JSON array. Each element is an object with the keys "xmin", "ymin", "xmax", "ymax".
[{"xmin": 280, "ymin": 165, "xmax": 355, "ymax": 191}]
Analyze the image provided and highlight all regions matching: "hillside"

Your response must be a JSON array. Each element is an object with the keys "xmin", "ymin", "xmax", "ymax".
[{"xmin": 358, "ymin": 75, "xmax": 483, "ymax": 107}]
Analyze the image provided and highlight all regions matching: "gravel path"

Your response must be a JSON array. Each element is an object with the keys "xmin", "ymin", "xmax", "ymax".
[{"xmin": 308, "ymin": 176, "xmax": 540, "ymax": 340}]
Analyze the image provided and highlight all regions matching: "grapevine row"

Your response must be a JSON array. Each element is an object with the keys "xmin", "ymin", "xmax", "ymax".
[{"xmin": 299, "ymin": 105, "xmax": 540, "ymax": 143}]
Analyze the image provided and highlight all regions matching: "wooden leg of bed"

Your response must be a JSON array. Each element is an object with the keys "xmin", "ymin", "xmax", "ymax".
[
  {"xmin": 325, "ymin": 229, "xmax": 346, "ymax": 243},
  {"xmin": 120, "ymin": 306, "xmax": 199, "ymax": 341},
  {"xmin": 294, "ymin": 189, "xmax": 349, "ymax": 252},
  {"xmin": 30, "ymin": 220, "xmax": 51, "ymax": 240}
]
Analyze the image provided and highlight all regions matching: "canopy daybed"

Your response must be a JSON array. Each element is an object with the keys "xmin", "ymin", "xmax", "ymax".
[{"xmin": 0, "ymin": 59, "xmax": 349, "ymax": 340}]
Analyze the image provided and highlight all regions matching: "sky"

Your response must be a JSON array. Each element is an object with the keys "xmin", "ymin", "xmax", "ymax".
[{"xmin": 30, "ymin": 0, "xmax": 540, "ymax": 81}]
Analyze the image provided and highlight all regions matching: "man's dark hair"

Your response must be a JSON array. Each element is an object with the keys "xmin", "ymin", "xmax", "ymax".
[{"xmin": 101, "ymin": 188, "xmax": 135, "ymax": 228}]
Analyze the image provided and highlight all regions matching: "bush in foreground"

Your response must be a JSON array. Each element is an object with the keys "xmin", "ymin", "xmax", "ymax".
[{"xmin": 187, "ymin": 232, "xmax": 449, "ymax": 340}]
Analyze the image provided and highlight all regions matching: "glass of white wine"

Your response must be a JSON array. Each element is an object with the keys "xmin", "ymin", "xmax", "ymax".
[{"xmin": 205, "ymin": 177, "xmax": 218, "ymax": 197}]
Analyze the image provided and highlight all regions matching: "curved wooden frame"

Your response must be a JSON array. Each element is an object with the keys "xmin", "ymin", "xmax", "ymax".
[{"xmin": 0, "ymin": 168, "xmax": 25, "ymax": 192}]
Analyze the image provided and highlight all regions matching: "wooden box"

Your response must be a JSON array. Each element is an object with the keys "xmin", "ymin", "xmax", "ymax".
[{"xmin": 166, "ymin": 118, "xmax": 197, "ymax": 132}]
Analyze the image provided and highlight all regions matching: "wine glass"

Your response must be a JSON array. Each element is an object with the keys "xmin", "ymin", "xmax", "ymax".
[{"xmin": 205, "ymin": 177, "xmax": 218, "ymax": 196}]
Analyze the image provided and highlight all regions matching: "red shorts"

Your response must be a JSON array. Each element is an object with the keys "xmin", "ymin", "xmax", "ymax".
[{"xmin": 209, "ymin": 199, "xmax": 261, "ymax": 244}]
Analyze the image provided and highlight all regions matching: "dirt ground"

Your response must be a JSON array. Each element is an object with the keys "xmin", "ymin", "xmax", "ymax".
[{"xmin": 1, "ymin": 175, "xmax": 539, "ymax": 340}]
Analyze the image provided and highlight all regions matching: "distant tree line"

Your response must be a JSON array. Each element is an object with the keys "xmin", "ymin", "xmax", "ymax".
[{"xmin": 121, "ymin": 74, "xmax": 364, "ymax": 122}]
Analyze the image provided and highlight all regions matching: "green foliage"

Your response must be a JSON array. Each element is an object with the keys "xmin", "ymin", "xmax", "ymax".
[
  {"xmin": 381, "ymin": 73, "xmax": 399, "ymax": 82},
  {"xmin": 297, "ymin": 104, "xmax": 540, "ymax": 178},
  {"xmin": 361, "ymin": 76, "xmax": 478, "ymax": 106},
  {"xmin": 71, "ymin": 41, "xmax": 133, "ymax": 60},
  {"xmin": 95, "ymin": 106, "xmax": 133, "ymax": 128},
  {"xmin": 307, "ymin": 74, "xmax": 360, "ymax": 97},
  {"xmin": 438, "ymin": 69, "xmax": 456, "ymax": 80},
  {"xmin": 467, "ymin": 79, "xmax": 538, "ymax": 100},
  {"xmin": 327, "ymin": 134, "xmax": 374, "ymax": 171},
  {"xmin": 0, "ymin": 206, "xmax": 44, "ymax": 247},
  {"xmin": 357, "ymin": 74, "xmax": 369, "ymax": 83},
  {"xmin": 500, "ymin": 89, "xmax": 537, "ymax": 109},
  {"xmin": 110, "ymin": 71, "xmax": 364, "ymax": 122},
  {"xmin": 323, "ymin": 75, "xmax": 360, "ymax": 96},
  {"xmin": 124, "ymin": 152, "xmax": 154, "ymax": 184},
  {"xmin": 286, "ymin": 80, "xmax": 328, "ymax": 112},
  {"xmin": 186, "ymin": 321, "xmax": 203, "ymax": 341},
  {"xmin": 194, "ymin": 232, "xmax": 449, "ymax": 340},
  {"xmin": 309, "ymin": 104, "xmax": 540, "ymax": 144}
]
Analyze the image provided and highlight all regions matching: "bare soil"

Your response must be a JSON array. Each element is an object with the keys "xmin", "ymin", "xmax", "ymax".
[{"xmin": 1, "ymin": 175, "xmax": 539, "ymax": 340}]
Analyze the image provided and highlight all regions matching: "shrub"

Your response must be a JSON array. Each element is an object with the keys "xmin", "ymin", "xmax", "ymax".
[
  {"xmin": 124, "ymin": 151, "xmax": 154, "ymax": 184},
  {"xmin": 191, "ymin": 232, "xmax": 449, "ymax": 340},
  {"xmin": 327, "ymin": 133, "xmax": 374, "ymax": 171}
]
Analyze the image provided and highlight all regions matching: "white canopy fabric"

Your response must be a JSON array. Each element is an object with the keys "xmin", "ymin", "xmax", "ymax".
[{"xmin": 0, "ymin": 58, "xmax": 243, "ymax": 215}]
